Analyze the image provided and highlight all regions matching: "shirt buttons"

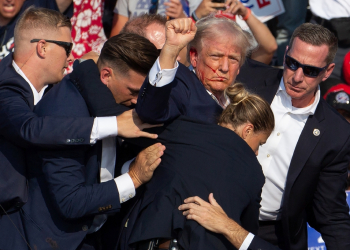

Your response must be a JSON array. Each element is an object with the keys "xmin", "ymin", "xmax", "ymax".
[
  {"xmin": 121, "ymin": 198, "xmax": 126, "ymax": 202},
  {"xmin": 277, "ymin": 132, "xmax": 280, "ymax": 136},
  {"xmin": 267, "ymin": 154, "xmax": 270, "ymax": 158},
  {"xmin": 129, "ymin": 194, "xmax": 133, "ymax": 198}
]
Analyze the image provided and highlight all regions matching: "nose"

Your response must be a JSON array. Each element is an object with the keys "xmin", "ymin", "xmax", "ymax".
[
  {"xmin": 67, "ymin": 52, "xmax": 74, "ymax": 63},
  {"xmin": 131, "ymin": 98, "xmax": 137, "ymax": 105},
  {"xmin": 219, "ymin": 57, "xmax": 229, "ymax": 73},
  {"xmin": 293, "ymin": 67, "xmax": 304, "ymax": 83}
]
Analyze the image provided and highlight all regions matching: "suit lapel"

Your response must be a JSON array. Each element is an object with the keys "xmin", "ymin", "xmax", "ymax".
[{"xmin": 285, "ymin": 101, "xmax": 326, "ymax": 194}]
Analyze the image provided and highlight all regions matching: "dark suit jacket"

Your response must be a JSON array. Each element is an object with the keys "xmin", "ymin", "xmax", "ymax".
[
  {"xmin": 77, "ymin": 59, "xmax": 281, "ymax": 250},
  {"xmin": 136, "ymin": 63, "xmax": 223, "ymax": 124},
  {"xmin": 0, "ymin": 53, "xmax": 93, "ymax": 212},
  {"xmin": 114, "ymin": 117, "xmax": 265, "ymax": 250},
  {"xmin": 237, "ymin": 58, "xmax": 350, "ymax": 250},
  {"xmin": 19, "ymin": 64, "xmax": 128, "ymax": 249}
]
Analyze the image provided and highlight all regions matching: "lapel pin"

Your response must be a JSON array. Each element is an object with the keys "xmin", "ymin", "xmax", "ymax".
[{"xmin": 313, "ymin": 129, "xmax": 320, "ymax": 136}]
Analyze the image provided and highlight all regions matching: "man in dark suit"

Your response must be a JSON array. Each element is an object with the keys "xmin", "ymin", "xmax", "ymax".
[
  {"xmin": 0, "ymin": 8, "xmax": 161, "ymax": 250},
  {"xmin": 14, "ymin": 33, "xmax": 164, "ymax": 250},
  {"xmin": 135, "ymin": 16, "xmax": 255, "ymax": 124},
  {"xmin": 236, "ymin": 23, "xmax": 350, "ymax": 250}
]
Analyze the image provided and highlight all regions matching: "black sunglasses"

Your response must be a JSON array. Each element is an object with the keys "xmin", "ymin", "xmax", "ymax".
[
  {"xmin": 30, "ymin": 39, "xmax": 73, "ymax": 57},
  {"xmin": 284, "ymin": 54, "xmax": 328, "ymax": 78},
  {"xmin": 149, "ymin": 0, "xmax": 158, "ymax": 14}
]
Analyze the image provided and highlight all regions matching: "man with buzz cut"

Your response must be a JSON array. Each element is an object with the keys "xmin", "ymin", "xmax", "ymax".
[{"xmin": 0, "ymin": 7, "xmax": 162, "ymax": 250}]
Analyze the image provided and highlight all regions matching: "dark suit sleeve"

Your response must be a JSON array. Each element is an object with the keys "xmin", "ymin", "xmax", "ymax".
[
  {"xmin": 0, "ymin": 86, "xmax": 94, "ymax": 148},
  {"xmin": 135, "ymin": 73, "xmax": 190, "ymax": 124},
  {"xmin": 307, "ymin": 136, "xmax": 350, "ymax": 250},
  {"xmin": 40, "ymin": 148, "xmax": 121, "ymax": 219}
]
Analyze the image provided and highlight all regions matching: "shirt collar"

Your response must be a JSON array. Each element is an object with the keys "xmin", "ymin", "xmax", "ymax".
[
  {"xmin": 278, "ymin": 77, "xmax": 320, "ymax": 115},
  {"xmin": 12, "ymin": 60, "xmax": 47, "ymax": 105}
]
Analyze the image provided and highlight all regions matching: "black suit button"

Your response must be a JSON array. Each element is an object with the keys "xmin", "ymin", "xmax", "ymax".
[
  {"xmin": 66, "ymin": 139, "xmax": 71, "ymax": 143},
  {"xmin": 80, "ymin": 138, "xmax": 84, "ymax": 142}
]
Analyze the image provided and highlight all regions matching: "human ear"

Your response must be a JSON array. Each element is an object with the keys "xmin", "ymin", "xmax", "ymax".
[
  {"xmin": 37, "ymin": 40, "xmax": 47, "ymax": 58},
  {"xmin": 189, "ymin": 47, "xmax": 198, "ymax": 68},
  {"xmin": 322, "ymin": 63, "xmax": 335, "ymax": 82},
  {"xmin": 242, "ymin": 123, "xmax": 254, "ymax": 140},
  {"xmin": 100, "ymin": 67, "xmax": 112, "ymax": 86}
]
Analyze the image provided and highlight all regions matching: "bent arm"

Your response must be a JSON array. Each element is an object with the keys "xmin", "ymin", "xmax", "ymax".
[
  {"xmin": 41, "ymin": 149, "xmax": 121, "ymax": 220},
  {"xmin": 0, "ymin": 88, "xmax": 93, "ymax": 148}
]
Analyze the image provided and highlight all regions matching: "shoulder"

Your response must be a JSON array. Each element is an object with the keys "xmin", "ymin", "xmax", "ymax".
[{"xmin": 34, "ymin": 75, "xmax": 90, "ymax": 117}]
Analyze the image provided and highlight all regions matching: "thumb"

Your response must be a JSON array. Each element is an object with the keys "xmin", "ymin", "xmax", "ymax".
[{"xmin": 209, "ymin": 193, "xmax": 219, "ymax": 206}]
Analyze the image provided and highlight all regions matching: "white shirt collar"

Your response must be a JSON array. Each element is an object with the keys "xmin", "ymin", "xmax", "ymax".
[
  {"xmin": 12, "ymin": 60, "xmax": 47, "ymax": 105},
  {"xmin": 277, "ymin": 77, "xmax": 320, "ymax": 115}
]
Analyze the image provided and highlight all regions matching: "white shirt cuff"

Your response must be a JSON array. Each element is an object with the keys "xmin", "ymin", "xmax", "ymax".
[
  {"xmin": 239, "ymin": 233, "xmax": 255, "ymax": 250},
  {"xmin": 121, "ymin": 157, "xmax": 135, "ymax": 174},
  {"xmin": 148, "ymin": 57, "xmax": 178, "ymax": 87},
  {"xmin": 90, "ymin": 117, "xmax": 118, "ymax": 143},
  {"xmin": 114, "ymin": 173, "xmax": 136, "ymax": 203}
]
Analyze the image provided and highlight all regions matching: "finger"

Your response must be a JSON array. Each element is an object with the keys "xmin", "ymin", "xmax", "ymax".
[
  {"xmin": 208, "ymin": 193, "xmax": 219, "ymax": 206},
  {"xmin": 145, "ymin": 147, "xmax": 164, "ymax": 165},
  {"xmin": 149, "ymin": 158, "xmax": 161, "ymax": 171},
  {"xmin": 137, "ymin": 131, "xmax": 159, "ymax": 139}
]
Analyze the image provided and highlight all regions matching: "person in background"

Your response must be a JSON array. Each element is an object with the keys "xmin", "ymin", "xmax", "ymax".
[
  {"xmin": 0, "ymin": 0, "xmax": 72, "ymax": 60},
  {"xmin": 309, "ymin": 0, "xmax": 350, "ymax": 81},
  {"xmin": 110, "ymin": 0, "xmax": 202, "ymax": 36}
]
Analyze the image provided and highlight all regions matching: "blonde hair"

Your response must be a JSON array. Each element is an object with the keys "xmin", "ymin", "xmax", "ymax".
[{"xmin": 219, "ymin": 83, "xmax": 274, "ymax": 133}]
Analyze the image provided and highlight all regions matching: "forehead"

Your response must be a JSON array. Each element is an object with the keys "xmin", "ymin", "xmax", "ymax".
[
  {"xmin": 145, "ymin": 23, "xmax": 165, "ymax": 49},
  {"xmin": 119, "ymin": 69, "xmax": 146, "ymax": 88},
  {"xmin": 201, "ymin": 35, "xmax": 242, "ymax": 56},
  {"xmin": 289, "ymin": 37, "xmax": 329, "ymax": 67}
]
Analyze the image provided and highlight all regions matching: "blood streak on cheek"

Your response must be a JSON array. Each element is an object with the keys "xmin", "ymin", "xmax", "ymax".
[{"xmin": 204, "ymin": 63, "xmax": 225, "ymax": 81}]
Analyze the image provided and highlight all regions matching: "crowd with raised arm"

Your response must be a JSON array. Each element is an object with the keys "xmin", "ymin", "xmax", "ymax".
[{"xmin": 1, "ymin": 1, "xmax": 350, "ymax": 250}]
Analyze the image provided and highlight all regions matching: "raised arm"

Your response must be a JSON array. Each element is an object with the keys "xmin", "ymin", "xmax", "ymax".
[{"xmin": 135, "ymin": 18, "xmax": 197, "ymax": 123}]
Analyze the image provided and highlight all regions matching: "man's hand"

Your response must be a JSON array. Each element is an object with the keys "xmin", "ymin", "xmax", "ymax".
[
  {"xmin": 117, "ymin": 110, "xmax": 162, "ymax": 139},
  {"xmin": 128, "ymin": 143, "xmax": 166, "ymax": 189},
  {"xmin": 160, "ymin": 18, "xmax": 197, "ymax": 69},
  {"xmin": 178, "ymin": 193, "xmax": 249, "ymax": 249},
  {"xmin": 164, "ymin": 0, "xmax": 187, "ymax": 19},
  {"xmin": 194, "ymin": 0, "xmax": 226, "ymax": 19}
]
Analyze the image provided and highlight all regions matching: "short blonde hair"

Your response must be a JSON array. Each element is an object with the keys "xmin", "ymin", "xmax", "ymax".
[{"xmin": 14, "ymin": 7, "xmax": 71, "ymax": 43}]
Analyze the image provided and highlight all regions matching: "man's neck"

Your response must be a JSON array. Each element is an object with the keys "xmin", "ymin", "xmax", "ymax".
[
  {"xmin": 13, "ymin": 60, "xmax": 44, "ymax": 93},
  {"xmin": 291, "ymin": 93, "xmax": 316, "ymax": 108}
]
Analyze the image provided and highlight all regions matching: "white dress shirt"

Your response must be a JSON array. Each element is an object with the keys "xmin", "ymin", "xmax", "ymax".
[
  {"xmin": 12, "ymin": 60, "xmax": 136, "ymax": 232},
  {"xmin": 258, "ymin": 78, "xmax": 320, "ymax": 221}
]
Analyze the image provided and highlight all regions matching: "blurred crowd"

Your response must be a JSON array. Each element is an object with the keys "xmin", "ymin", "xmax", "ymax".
[{"xmin": 1, "ymin": 0, "xmax": 350, "ymax": 250}]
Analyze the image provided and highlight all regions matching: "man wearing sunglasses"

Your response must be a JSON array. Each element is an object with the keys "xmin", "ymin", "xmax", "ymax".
[
  {"xmin": 235, "ymin": 23, "xmax": 350, "ymax": 249},
  {"xmin": 0, "ymin": 7, "xmax": 161, "ymax": 250}
]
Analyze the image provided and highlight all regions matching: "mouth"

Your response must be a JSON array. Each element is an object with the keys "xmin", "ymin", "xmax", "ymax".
[
  {"xmin": 2, "ymin": 3, "xmax": 15, "ymax": 13},
  {"xmin": 287, "ymin": 82, "xmax": 304, "ymax": 92}
]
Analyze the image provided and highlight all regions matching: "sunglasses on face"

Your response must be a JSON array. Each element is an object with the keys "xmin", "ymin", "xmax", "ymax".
[
  {"xmin": 30, "ymin": 39, "xmax": 73, "ymax": 57},
  {"xmin": 284, "ymin": 54, "xmax": 329, "ymax": 78}
]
